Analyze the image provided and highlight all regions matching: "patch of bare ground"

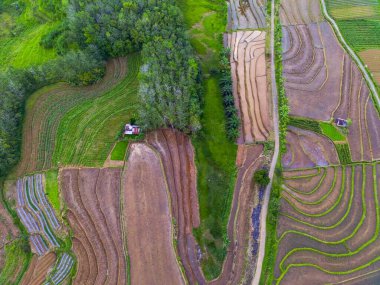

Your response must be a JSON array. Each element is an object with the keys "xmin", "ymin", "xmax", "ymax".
[
  {"xmin": 359, "ymin": 49, "xmax": 380, "ymax": 85},
  {"xmin": 20, "ymin": 252, "xmax": 56, "ymax": 285},
  {"xmin": 280, "ymin": 0, "xmax": 322, "ymax": 25},
  {"xmin": 227, "ymin": 31, "xmax": 272, "ymax": 143},
  {"xmin": 121, "ymin": 143, "xmax": 185, "ymax": 285},
  {"xmin": 282, "ymin": 127, "xmax": 339, "ymax": 169},
  {"xmin": 61, "ymin": 168, "xmax": 126, "ymax": 285},
  {"xmin": 284, "ymin": 168, "xmax": 326, "ymax": 194},
  {"xmin": 227, "ymin": 0, "xmax": 266, "ymax": 30}
]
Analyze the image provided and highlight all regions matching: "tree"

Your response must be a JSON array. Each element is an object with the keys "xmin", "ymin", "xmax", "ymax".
[{"xmin": 254, "ymin": 169, "xmax": 270, "ymax": 186}]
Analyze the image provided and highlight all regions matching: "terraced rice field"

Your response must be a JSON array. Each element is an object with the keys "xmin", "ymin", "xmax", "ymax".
[
  {"xmin": 45, "ymin": 253, "xmax": 74, "ymax": 285},
  {"xmin": 276, "ymin": 163, "xmax": 380, "ymax": 284},
  {"xmin": 227, "ymin": 0, "xmax": 266, "ymax": 30},
  {"xmin": 61, "ymin": 168, "xmax": 126, "ymax": 285},
  {"xmin": 15, "ymin": 174, "xmax": 61, "ymax": 255},
  {"xmin": 275, "ymin": 0, "xmax": 380, "ymax": 283},
  {"xmin": 227, "ymin": 31, "xmax": 272, "ymax": 143},
  {"xmin": 121, "ymin": 143, "xmax": 186, "ymax": 285},
  {"xmin": 281, "ymin": 0, "xmax": 380, "ymax": 162},
  {"xmin": 20, "ymin": 252, "xmax": 56, "ymax": 285},
  {"xmin": 15, "ymin": 54, "xmax": 140, "ymax": 177},
  {"xmin": 359, "ymin": 49, "xmax": 380, "ymax": 84},
  {"xmin": 280, "ymin": 0, "xmax": 322, "ymax": 25}
]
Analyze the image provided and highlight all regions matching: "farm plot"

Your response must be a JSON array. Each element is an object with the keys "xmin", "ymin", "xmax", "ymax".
[
  {"xmin": 360, "ymin": 49, "xmax": 380, "ymax": 84},
  {"xmin": 121, "ymin": 143, "xmax": 185, "ymax": 285},
  {"xmin": 280, "ymin": 0, "xmax": 323, "ymax": 26},
  {"xmin": 275, "ymin": 163, "xmax": 380, "ymax": 284},
  {"xmin": 61, "ymin": 168, "xmax": 126, "ymax": 285},
  {"xmin": 20, "ymin": 252, "xmax": 56, "ymax": 285},
  {"xmin": 15, "ymin": 54, "xmax": 140, "ymax": 177},
  {"xmin": 0, "ymin": 203, "xmax": 19, "ymax": 252},
  {"xmin": 227, "ymin": 0, "xmax": 266, "ymax": 30},
  {"xmin": 282, "ymin": 126, "xmax": 339, "ymax": 169},
  {"xmin": 15, "ymin": 174, "xmax": 61, "ymax": 255},
  {"xmin": 45, "ymin": 253, "xmax": 74, "ymax": 285},
  {"xmin": 147, "ymin": 129, "xmax": 266, "ymax": 284},
  {"xmin": 227, "ymin": 31, "xmax": 272, "ymax": 143}
]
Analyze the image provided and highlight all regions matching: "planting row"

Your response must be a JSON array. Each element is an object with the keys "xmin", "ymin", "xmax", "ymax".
[
  {"xmin": 44, "ymin": 253, "xmax": 74, "ymax": 285},
  {"xmin": 16, "ymin": 174, "xmax": 60, "ymax": 255},
  {"xmin": 275, "ymin": 163, "xmax": 380, "ymax": 284},
  {"xmin": 227, "ymin": 31, "xmax": 272, "ymax": 143}
]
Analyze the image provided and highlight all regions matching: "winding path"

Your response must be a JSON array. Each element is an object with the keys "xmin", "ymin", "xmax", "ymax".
[{"xmin": 252, "ymin": 0, "xmax": 280, "ymax": 283}]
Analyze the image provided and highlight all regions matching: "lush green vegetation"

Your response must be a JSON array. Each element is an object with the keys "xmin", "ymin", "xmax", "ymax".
[
  {"xmin": 0, "ymin": 237, "xmax": 31, "ymax": 284},
  {"xmin": 288, "ymin": 117, "xmax": 322, "ymax": 133},
  {"xmin": 326, "ymin": 1, "xmax": 380, "ymax": 51},
  {"xmin": 177, "ymin": 0, "xmax": 238, "ymax": 279},
  {"xmin": 45, "ymin": 169, "xmax": 60, "ymax": 213},
  {"xmin": 219, "ymin": 48, "xmax": 240, "ymax": 141},
  {"xmin": 335, "ymin": 143, "xmax": 352, "ymax": 164},
  {"xmin": 320, "ymin": 122, "xmax": 346, "ymax": 142},
  {"xmin": 111, "ymin": 141, "xmax": 129, "ymax": 161},
  {"xmin": 254, "ymin": 169, "xmax": 271, "ymax": 187}
]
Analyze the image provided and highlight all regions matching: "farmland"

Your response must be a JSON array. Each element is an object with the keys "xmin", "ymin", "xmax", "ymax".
[
  {"xmin": 14, "ymin": 54, "xmax": 140, "ymax": 177},
  {"xmin": 20, "ymin": 252, "xmax": 56, "ymax": 285},
  {"xmin": 61, "ymin": 168, "xmax": 126, "ymax": 284},
  {"xmin": 270, "ymin": 0, "xmax": 380, "ymax": 284},
  {"xmin": 227, "ymin": 30, "xmax": 272, "ymax": 143},
  {"xmin": 227, "ymin": 0, "xmax": 267, "ymax": 30}
]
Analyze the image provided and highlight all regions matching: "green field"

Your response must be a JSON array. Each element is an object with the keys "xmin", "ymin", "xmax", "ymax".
[
  {"xmin": 177, "ymin": 0, "xmax": 238, "ymax": 279},
  {"xmin": 326, "ymin": 0, "xmax": 380, "ymax": 51},
  {"xmin": 44, "ymin": 169, "xmax": 60, "ymax": 213},
  {"xmin": 111, "ymin": 141, "xmax": 129, "ymax": 161},
  {"xmin": 320, "ymin": 122, "xmax": 346, "ymax": 142},
  {"xmin": 0, "ymin": 0, "xmax": 63, "ymax": 69}
]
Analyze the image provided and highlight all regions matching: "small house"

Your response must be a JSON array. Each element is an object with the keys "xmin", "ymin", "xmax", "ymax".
[
  {"xmin": 124, "ymin": 124, "xmax": 140, "ymax": 135},
  {"xmin": 335, "ymin": 118, "xmax": 348, "ymax": 128}
]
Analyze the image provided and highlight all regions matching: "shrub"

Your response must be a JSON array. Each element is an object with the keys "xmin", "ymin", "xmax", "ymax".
[{"xmin": 254, "ymin": 169, "xmax": 270, "ymax": 186}]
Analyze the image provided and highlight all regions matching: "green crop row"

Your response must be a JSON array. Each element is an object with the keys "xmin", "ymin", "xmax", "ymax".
[{"xmin": 335, "ymin": 143, "xmax": 352, "ymax": 164}]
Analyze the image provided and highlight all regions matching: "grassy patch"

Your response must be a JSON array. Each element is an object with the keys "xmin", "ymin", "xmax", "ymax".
[
  {"xmin": 45, "ymin": 169, "xmax": 60, "ymax": 213},
  {"xmin": 320, "ymin": 122, "xmax": 346, "ymax": 142},
  {"xmin": 177, "ymin": 0, "xmax": 239, "ymax": 278},
  {"xmin": 0, "ymin": 237, "xmax": 31, "ymax": 284},
  {"xmin": 335, "ymin": 143, "xmax": 352, "ymax": 164},
  {"xmin": 111, "ymin": 141, "xmax": 129, "ymax": 161},
  {"xmin": 288, "ymin": 117, "xmax": 322, "ymax": 134}
]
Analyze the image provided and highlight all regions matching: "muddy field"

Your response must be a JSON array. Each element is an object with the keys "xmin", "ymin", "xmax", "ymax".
[
  {"xmin": 20, "ymin": 252, "xmax": 56, "ymax": 285},
  {"xmin": 282, "ymin": 126, "xmax": 339, "ymax": 169},
  {"xmin": 227, "ymin": 31, "xmax": 272, "ymax": 143},
  {"xmin": 61, "ymin": 168, "xmax": 126, "ymax": 285},
  {"xmin": 227, "ymin": 0, "xmax": 266, "ymax": 30},
  {"xmin": 122, "ymin": 143, "xmax": 185, "ymax": 285}
]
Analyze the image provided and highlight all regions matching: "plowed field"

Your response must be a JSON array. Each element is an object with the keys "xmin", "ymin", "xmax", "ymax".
[
  {"xmin": 20, "ymin": 252, "xmax": 56, "ymax": 285},
  {"xmin": 61, "ymin": 168, "xmax": 126, "ymax": 285},
  {"xmin": 121, "ymin": 143, "xmax": 186, "ymax": 285},
  {"xmin": 227, "ymin": 31, "xmax": 272, "ymax": 143},
  {"xmin": 227, "ymin": 0, "xmax": 267, "ymax": 30}
]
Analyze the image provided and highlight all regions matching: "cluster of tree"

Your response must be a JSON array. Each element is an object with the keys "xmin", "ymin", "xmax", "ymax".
[
  {"xmin": 137, "ymin": 1, "xmax": 202, "ymax": 132},
  {"xmin": 219, "ymin": 48, "xmax": 240, "ymax": 141}
]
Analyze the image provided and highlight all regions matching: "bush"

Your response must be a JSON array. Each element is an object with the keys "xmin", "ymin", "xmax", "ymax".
[{"xmin": 254, "ymin": 169, "xmax": 270, "ymax": 186}]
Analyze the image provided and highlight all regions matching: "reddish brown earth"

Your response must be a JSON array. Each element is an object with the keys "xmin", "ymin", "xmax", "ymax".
[
  {"xmin": 227, "ymin": 31, "xmax": 272, "ymax": 143},
  {"xmin": 121, "ymin": 143, "xmax": 185, "ymax": 285},
  {"xmin": 20, "ymin": 252, "xmax": 56, "ymax": 285},
  {"xmin": 280, "ymin": 0, "xmax": 322, "ymax": 25},
  {"xmin": 61, "ymin": 168, "xmax": 126, "ymax": 285}
]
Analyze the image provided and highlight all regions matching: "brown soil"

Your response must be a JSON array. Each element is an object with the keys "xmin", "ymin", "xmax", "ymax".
[
  {"xmin": 227, "ymin": 0, "xmax": 266, "ymax": 30},
  {"xmin": 284, "ymin": 168, "xmax": 327, "ymax": 193},
  {"xmin": 121, "ymin": 143, "xmax": 185, "ymax": 285},
  {"xmin": 61, "ymin": 168, "xmax": 126, "ymax": 285},
  {"xmin": 227, "ymin": 31, "xmax": 272, "ymax": 143},
  {"xmin": 20, "ymin": 252, "xmax": 56, "ymax": 285},
  {"xmin": 280, "ymin": 0, "xmax": 322, "ymax": 26},
  {"xmin": 15, "ymin": 58, "xmax": 128, "ymax": 177},
  {"xmin": 359, "ymin": 49, "xmax": 380, "ymax": 85},
  {"xmin": 282, "ymin": 127, "xmax": 339, "ymax": 169}
]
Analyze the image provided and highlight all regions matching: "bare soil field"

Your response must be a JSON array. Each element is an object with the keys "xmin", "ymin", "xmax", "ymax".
[
  {"xmin": 359, "ymin": 49, "xmax": 380, "ymax": 84},
  {"xmin": 0, "ymin": 204, "xmax": 19, "ymax": 251},
  {"xmin": 280, "ymin": 0, "xmax": 322, "ymax": 25},
  {"xmin": 282, "ymin": 127, "xmax": 339, "ymax": 169},
  {"xmin": 227, "ymin": 31, "xmax": 272, "ymax": 143},
  {"xmin": 61, "ymin": 168, "xmax": 126, "ymax": 285},
  {"xmin": 121, "ymin": 143, "xmax": 185, "ymax": 285},
  {"xmin": 20, "ymin": 252, "xmax": 56, "ymax": 285},
  {"xmin": 15, "ymin": 58, "xmax": 128, "ymax": 177},
  {"xmin": 227, "ymin": 0, "xmax": 266, "ymax": 30}
]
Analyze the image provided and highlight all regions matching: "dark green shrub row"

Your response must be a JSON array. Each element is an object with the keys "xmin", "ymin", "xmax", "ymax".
[
  {"xmin": 288, "ymin": 117, "xmax": 322, "ymax": 134},
  {"xmin": 335, "ymin": 143, "xmax": 352, "ymax": 164},
  {"xmin": 219, "ymin": 48, "xmax": 240, "ymax": 141}
]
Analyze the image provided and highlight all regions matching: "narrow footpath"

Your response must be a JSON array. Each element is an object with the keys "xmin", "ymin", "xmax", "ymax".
[{"xmin": 252, "ymin": 0, "xmax": 280, "ymax": 283}]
